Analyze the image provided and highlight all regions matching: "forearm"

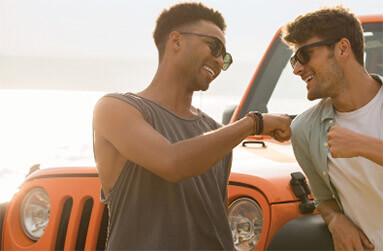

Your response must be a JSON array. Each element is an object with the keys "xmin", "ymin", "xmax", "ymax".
[
  {"xmin": 170, "ymin": 116, "xmax": 253, "ymax": 181},
  {"xmin": 96, "ymin": 98, "xmax": 290, "ymax": 182},
  {"xmin": 357, "ymin": 135, "xmax": 383, "ymax": 165},
  {"xmin": 317, "ymin": 199, "xmax": 343, "ymax": 226},
  {"xmin": 328, "ymin": 126, "xmax": 383, "ymax": 165},
  {"xmin": 317, "ymin": 199, "xmax": 374, "ymax": 250}
]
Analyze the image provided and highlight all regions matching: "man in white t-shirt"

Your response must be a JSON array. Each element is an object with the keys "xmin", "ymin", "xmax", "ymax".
[{"xmin": 282, "ymin": 6, "xmax": 383, "ymax": 251}]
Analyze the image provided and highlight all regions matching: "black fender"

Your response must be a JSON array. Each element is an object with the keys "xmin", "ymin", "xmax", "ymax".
[
  {"xmin": 0, "ymin": 202, "xmax": 9, "ymax": 249},
  {"xmin": 267, "ymin": 214, "xmax": 334, "ymax": 250}
]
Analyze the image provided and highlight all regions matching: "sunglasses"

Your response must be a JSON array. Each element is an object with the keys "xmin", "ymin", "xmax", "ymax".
[
  {"xmin": 180, "ymin": 32, "xmax": 233, "ymax": 71},
  {"xmin": 290, "ymin": 39, "xmax": 341, "ymax": 68}
]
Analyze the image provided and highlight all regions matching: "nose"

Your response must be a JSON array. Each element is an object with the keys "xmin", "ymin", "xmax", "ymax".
[{"xmin": 293, "ymin": 61, "xmax": 304, "ymax": 75}]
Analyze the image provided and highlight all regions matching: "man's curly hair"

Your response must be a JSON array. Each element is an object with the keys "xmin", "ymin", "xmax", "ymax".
[
  {"xmin": 153, "ymin": 2, "xmax": 226, "ymax": 60},
  {"xmin": 282, "ymin": 6, "xmax": 365, "ymax": 66}
]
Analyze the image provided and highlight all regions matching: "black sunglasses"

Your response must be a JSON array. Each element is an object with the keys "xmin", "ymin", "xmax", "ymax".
[
  {"xmin": 180, "ymin": 32, "xmax": 233, "ymax": 71},
  {"xmin": 290, "ymin": 39, "xmax": 341, "ymax": 68}
]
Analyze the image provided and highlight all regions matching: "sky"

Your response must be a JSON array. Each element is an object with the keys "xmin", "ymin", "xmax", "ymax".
[
  {"xmin": 1, "ymin": 0, "xmax": 382, "ymax": 59},
  {"xmin": 0, "ymin": 0, "xmax": 382, "ymax": 94}
]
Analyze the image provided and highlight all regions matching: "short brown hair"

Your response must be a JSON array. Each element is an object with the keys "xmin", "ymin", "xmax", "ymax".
[
  {"xmin": 153, "ymin": 2, "xmax": 226, "ymax": 61},
  {"xmin": 282, "ymin": 6, "xmax": 365, "ymax": 66}
]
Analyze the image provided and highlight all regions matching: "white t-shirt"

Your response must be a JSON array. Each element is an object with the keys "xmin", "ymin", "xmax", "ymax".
[{"xmin": 328, "ymin": 85, "xmax": 383, "ymax": 249}]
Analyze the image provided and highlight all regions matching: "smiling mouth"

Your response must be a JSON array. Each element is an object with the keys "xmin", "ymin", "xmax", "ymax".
[
  {"xmin": 305, "ymin": 75, "xmax": 313, "ymax": 84},
  {"xmin": 203, "ymin": 65, "xmax": 215, "ymax": 78}
]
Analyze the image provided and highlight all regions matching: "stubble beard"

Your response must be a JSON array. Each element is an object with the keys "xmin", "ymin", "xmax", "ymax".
[
  {"xmin": 307, "ymin": 55, "xmax": 345, "ymax": 101},
  {"xmin": 186, "ymin": 59, "xmax": 211, "ymax": 92},
  {"xmin": 195, "ymin": 67, "xmax": 213, "ymax": 92}
]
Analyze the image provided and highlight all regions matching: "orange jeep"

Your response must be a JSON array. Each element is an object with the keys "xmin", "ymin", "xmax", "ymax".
[{"xmin": 1, "ymin": 15, "xmax": 382, "ymax": 250}]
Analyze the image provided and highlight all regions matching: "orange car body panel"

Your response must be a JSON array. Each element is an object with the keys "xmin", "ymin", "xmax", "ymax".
[{"xmin": 2, "ymin": 167, "xmax": 104, "ymax": 250}]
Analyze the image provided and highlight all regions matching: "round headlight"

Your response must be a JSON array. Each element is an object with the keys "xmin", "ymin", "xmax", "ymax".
[
  {"xmin": 20, "ymin": 187, "xmax": 51, "ymax": 241},
  {"xmin": 228, "ymin": 197, "xmax": 263, "ymax": 251}
]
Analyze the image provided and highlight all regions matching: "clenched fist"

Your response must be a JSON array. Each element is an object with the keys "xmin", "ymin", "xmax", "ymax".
[
  {"xmin": 327, "ymin": 126, "xmax": 383, "ymax": 166},
  {"xmin": 262, "ymin": 114, "xmax": 292, "ymax": 142}
]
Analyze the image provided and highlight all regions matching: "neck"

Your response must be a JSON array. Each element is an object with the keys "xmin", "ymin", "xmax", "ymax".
[
  {"xmin": 332, "ymin": 64, "xmax": 381, "ymax": 112},
  {"xmin": 137, "ymin": 64, "xmax": 198, "ymax": 118}
]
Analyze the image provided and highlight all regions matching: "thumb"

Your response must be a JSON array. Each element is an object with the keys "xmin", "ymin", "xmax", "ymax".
[
  {"xmin": 273, "ymin": 129, "xmax": 290, "ymax": 142},
  {"xmin": 359, "ymin": 230, "xmax": 374, "ymax": 249}
]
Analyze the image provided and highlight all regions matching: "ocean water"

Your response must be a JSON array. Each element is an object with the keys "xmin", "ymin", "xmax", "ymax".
[{"xmin": 0, "ymin": 90, "xmax": 240, "ymax": 203}]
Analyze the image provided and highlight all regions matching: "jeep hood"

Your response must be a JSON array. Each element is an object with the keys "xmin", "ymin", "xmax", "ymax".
[
  {"xmin": 24, "ymin": 140, "xmax": 303, "ymax": 204},
  {"xmin": 230, "ymin": 138, "xmax": 303, "ymax": 203}
]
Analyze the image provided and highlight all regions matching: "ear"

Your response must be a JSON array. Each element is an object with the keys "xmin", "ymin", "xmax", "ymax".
[
  {"xmin": 337, "ymin": 38, "xmax": 351, "ymax": 58},
  {"xmin": 168, "ymin": 31, "xmax": 182, "ymax": 52}
]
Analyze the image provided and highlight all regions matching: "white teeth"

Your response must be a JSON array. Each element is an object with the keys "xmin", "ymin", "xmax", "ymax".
[
  {"xmin": 305, "ymin": 76, "xmax": 313, "ymax": 82},
  {"xmin": 203, "ymin": 65, "xmax": 215, "ymax": 77}
]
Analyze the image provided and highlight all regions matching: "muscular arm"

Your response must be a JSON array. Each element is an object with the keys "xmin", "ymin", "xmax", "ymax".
[
  {"xmin": 327, "ymin": 126, "xmax": 383, "ymax": 165},
  {"xmin": 358, "ymin": 134, "xmax": 383, "ymax": 165},
  {"xmin": 94, "ymin": 96, "xmax": 291, "ymax": 184},
  {"xmin": 317, "ymin": 200, "xmax": 374, "ymax": 250}
]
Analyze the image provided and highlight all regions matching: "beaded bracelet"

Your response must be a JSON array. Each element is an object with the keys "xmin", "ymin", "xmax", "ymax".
[
  {"xmin": 254, "ymin": 111, "xmax": 263, "ymax": 135},
  {"xmin": 246, "ymin": 111, "xmax": 263, "ymax": 135}
]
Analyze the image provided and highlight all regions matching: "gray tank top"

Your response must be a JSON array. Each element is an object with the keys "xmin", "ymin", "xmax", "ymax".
[{"xmin": 100, "ymin": 93, "xmax": 234, "ymax": 250}]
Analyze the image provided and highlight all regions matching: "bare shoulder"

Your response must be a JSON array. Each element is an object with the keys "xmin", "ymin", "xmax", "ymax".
[
  {"xmin": 93, "ymin": 96, "xmax": 149, "ymax": 193},
  {"xmin": 92, "ymin": 94, "xmax": 175, "ymax": 183},
  {"xmin": 93, "ymin": 96, "xmax": 145, "ymax": 131},
  {"xmin": 94, "ymin": 95, "xmax": 140, "ymax": 117}
]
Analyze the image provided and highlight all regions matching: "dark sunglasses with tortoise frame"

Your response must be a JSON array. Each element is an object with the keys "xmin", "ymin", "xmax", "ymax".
[
  {"xmin": 290, "ymin": 39, "xmax": 341, "ymax": 68},
  {"xmin": 180, "ymin": 32, "xmax": 233, "ymax": 71}
]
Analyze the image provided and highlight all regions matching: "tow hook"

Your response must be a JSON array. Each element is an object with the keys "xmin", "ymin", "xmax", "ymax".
[{"xmin": 290, "ymin": 172, "xmax": 315, "ymax": 214}]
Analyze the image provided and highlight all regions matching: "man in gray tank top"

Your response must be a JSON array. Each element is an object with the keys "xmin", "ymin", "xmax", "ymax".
[{"xmin": 93, "ymin": 2, "xmax": 292, "ymax": 250}]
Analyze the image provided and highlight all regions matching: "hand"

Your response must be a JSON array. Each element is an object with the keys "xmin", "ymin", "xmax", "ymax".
[
  {"xmin": 328, "ymin": 213, "xmax": 374, "ymax": 250},
  {"xmin": 262, "ymin": 114, "xmax": 292, "ymax": 142},
  {"xmin": 327, "ymin": 126, "xmax": 360, "ymax": 158}
]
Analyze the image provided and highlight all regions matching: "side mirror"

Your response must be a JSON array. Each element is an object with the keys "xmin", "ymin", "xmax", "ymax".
[{"xmin": 221, "ymin": 104, "xmax": 237, "ymax": 125}]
